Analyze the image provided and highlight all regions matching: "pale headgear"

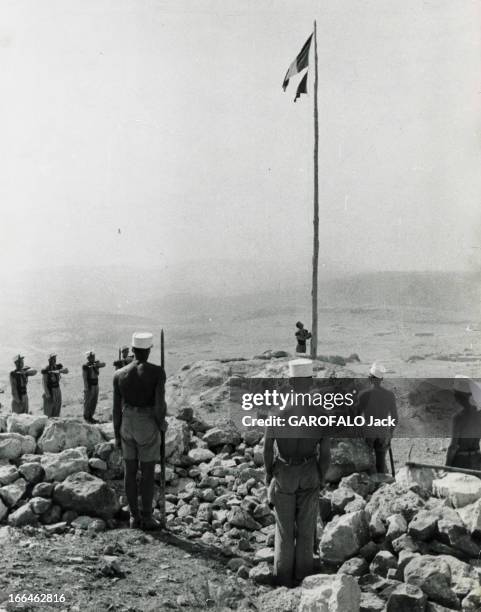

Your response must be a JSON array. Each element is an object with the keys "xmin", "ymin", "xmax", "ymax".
[
  {"xmin": 132, "ymin": 332, "xmax": 154, "ymax": 350},
  {"xmin": 453, "ymin": 375, "xmax": 471, "ymax": 395},
  {"xmin": 370, "ymin": 363, "xmax": 386, "ymax": 379},
  {"xmin": 289, "ymin": 358, "xmax": 313, "ymax": 378}
]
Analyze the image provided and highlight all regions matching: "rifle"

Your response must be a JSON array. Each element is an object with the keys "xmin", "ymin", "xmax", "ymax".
[
  {"xmin": 159, "ymin": 329, "xmax": 166, "ymax": 529},
  {"xmin": 388, "ymin": 444, "xmax": 395, "ymax": 477}
]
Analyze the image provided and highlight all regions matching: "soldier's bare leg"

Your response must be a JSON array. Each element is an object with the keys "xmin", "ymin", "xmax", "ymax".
[
  {"xmin": 139, "ymin": 461, "xmax": 159, "ymax": 530},
  {"xmin": 124, "ymin": 459, "xmax": 141, "ymax": 527}
]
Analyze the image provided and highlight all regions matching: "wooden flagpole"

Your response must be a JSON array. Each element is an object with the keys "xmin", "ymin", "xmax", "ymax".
[{"xmin": 311, "ymin": 20, "xmax": 319, "ymax": 359}]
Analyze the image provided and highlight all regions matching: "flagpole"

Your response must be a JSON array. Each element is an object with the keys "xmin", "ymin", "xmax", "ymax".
[{"xmin": 311, "ymin": 19, "xmax": 319, "ymax": 359}]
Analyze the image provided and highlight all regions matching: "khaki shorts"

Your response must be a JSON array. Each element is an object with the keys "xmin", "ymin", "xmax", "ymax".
[{"xmin": 120, "ymin": 407, "xmax": 160, "ymax": 463}]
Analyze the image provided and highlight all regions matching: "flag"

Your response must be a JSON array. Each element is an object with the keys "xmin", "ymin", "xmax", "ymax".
[
  {"xmin": 294, "ymin": 72, "xmax": 308, "ymax": 102},
  {"xmin": 282, "ymin": 33, "xmax": 313, "ymax": 98}
]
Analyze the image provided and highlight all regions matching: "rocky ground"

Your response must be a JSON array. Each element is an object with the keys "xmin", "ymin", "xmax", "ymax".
[{"xmin": 0, "ymin": 354, "xmax": 481, "ymax": 611}]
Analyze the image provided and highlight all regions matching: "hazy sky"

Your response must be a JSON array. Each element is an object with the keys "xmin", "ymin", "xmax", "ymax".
[{"xmin": 1, "ymin": 0, "xmax": 480, "ymax": 276}]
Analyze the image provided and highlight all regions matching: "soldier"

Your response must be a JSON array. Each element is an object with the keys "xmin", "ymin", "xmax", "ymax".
[
  {"xmin": 295, "ymin": 321, "xmax": 311, "ymax": 354},
  {"xmin": 10, "ymin": 354, "xmax": 37, "ymax": 414},
  {"xmin": 82, "ymin": 351, "xmax": 106, "ymax": 424},
  {"xmin": 113, "ymin": 332, "xmax": 167, "ymax": 530},
  {"xmin": 41, "ymin": 353, "xmax": 68, "ymax": 417},
  {"xmin": 356, "ymin": 363, "xmax": 398, "ymax": 474},
  {"xmin": 264, "ymin": 359, "xmax": 330, "ymax": 587},
  {"xmin": 113, "ymin": 346, "xmax": 133, "ymax": 370},
  {"xmin": 446, "ymin": 375, "xmax": 481, "ymax": 471}
]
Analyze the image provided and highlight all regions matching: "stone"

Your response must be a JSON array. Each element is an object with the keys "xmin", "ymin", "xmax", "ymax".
[
  {"xmin": 299, "ymin": 573, "xmax": 361, "ymax": 612},
  {"xmin": 256, "ymin": 587, "xmax": 301, "ymax": 611},
  {"xmin": 0, "ymin": 478, "xmax": 27, "ymax": 507},
  {"xmin": 41, "ymin": 504, "xmax": 62, "ymax": 525},
  {"xmin": 370, "ymin": 551, "xmax": 398, "ymax": 578},
  {"xmin": 44, "ymin": 522, "xmax": 68, "ymax": 535},
  {"xmin": 0, "ymin": 433, "xmax": 36, "ymax": 460},
  {"xmin": 227, "ymin": 506, "xmax": 261, "ymax": 530},
  {"xmin": 360, "ymin": 591, "xmax": 385, "ymax": 612},
  {"xmin": 249, "ymin": 562, "xmax": 272, "ymax": 585},
  {"xmin": 18, "ymin": 462, "xmax": 45, "ymax": 484},
  {"xmin": 37, "ymin": 419, "xmax": 104, "ymax": 453},
  {"xmin": 437, "ymin": 555, "xmax": 481, "ymax": 598},
  {"xmin": 254, "ymin": 547, "xmax": 274, "ymax": 564},
  {"xmin": 93, "ymin": 442, "xmax": 113, "ymax": 461},
  {"xmin": 165, "ymin": 416, "xmax": 190, "ymax": 460},
  {"xmin": 0, "ymin": 464, "xmax": 19, "ymax": 485},
  {"xmin": 462, "ymin": 588, "xmax": 481, "ymax": 611},
  {"xmin": 40, "ymin": 447, "xmax": 89, "ymax": 482},
  {"xmin": 32, "ymin": 482, "xmax": 54, "ymax": 498},
  {"xmin": 433, "ymin": 473, "xmax": 481, "ymax": 509},
  {"xmin": 438, "ymin": 518, "xmax": 480, "ymax": 558},
  {"xmin": 62, "ymin": 510, "xmax": 78, "ymax": 524},
  {"xmin": 7, "ymin": 503, "xmax": 38, "ymax": 527},
  {"xmin": 391, "ymin": 534, "xmax": 423, "ymax": 554},
  {"xmin": 243, "ymin": 430, "xmax": 263, "ymax": 446},
  {"xmin": 340, "ymin": 473, "xmax": 375, "ymax": 498},
  {"xmin": 319, "ymin": 510, "xmax": 369, "ymax": 565},
  {"xmin": 396, "ymin": 465, "xmax": 437, "ymax": 494},
  {"xmin": 6, "ymin": 414, "xmax": 47, "ymax": 439},
  {"xmin": 404, "ymin": 555, "xmax": 459, "ymax": 609},
  {"xmin": 358, "ymin": 541, "xmax": 379, "ymax": 562},
  {"xmin": 385, "ymin": 513, "xmax": 407, "ymax": 542},
  {"xmin": 188, "ymin": 448, "xmax": 215, "ymax": 464},
  {"xmin": 71, "ymin": 515, "xmax": 107, "ymax": 531},
  {"xmin": 365, "ymin": 483, "xmax": 426, "ymax": 522},
  {"xmin": 338, "ymin": 557, "xmax": 369, "ymax": 577},
  {"xmin": 203, "ymin": 421, "xmax": 241, "ymax": 449},
  {"xmin": 369, "ymin": 512, "xmax": 386, "ymax": 540},
  {"xmin": 53, "ymin": 472, "xmax": 120, "ymax": 519},
  {"xmin": 330, "ymin": 487, "xmax": 358, "ymax": 514},
  {"xmin": 0, "ymin": 498, "xmax": 8, "ymax": 521},
  {"xmin": 30, "ymin": 497, "xmax": 52, "ymax": 515},
  {"xmin": 197, "ymin": 502, "xmax": 213, "ymax": 522},
  {"xmin": 88, "ymin": 457, "xmax": 107, "ymax": 471},
  {"xmin": 326, "ymin": 439, "xmax": 375, "ymax": 483},
  {"xmin": 385, "ymin": 583, "xmax": 426, "ymax": 612},
  {"xmin": 408, "ymin": 510, "xmax": 439, "ymax": 541},
  {"xmin": 457, "ymin": 499, "xmax": 481, "ymax": 536}
]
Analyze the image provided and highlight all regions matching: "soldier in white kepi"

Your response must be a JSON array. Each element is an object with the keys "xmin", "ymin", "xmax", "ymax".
[
  {"xmin": 113, "ymin": 332, "xmax": 167, "ymax": 530},
  {"xmin": 446, "ymin": 375, "xmax": 481, "ymax": 471},
  {"xmin": 41, "ymin": 353, "xmax": 69, "ymax": 418},
  {"xmin": 10, "ymin": 354, "xmax": 37, "ymax": 414},
  {"xmin": 264, "ymin": 358, "xmax": 330, "ymax": 587}
]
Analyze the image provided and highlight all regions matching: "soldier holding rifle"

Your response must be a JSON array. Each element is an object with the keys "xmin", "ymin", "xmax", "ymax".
[
  {"xmin": 113, "ymin": 332, "xmax": 167, "ymax": 530},
  {"xmin": 42, "ymin": 353, "xmax": 68, "ymax": 417},
  {"xmin": 114, "ymin": 345, "xmax": 133, "ymax": 370},
  {"xmin": 82, "ymin": 350, "xmax": 106, "ymax": 423},
  {"xmin": 10, "ymin": 354, "xmax": 37, "ymax": 414}
]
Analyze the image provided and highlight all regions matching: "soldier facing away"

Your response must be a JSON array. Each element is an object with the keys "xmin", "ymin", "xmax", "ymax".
[
  {"xmin": 264, "ymin": 359, "xmax": 330, "ymax": 587},
  {"xmin": 113, "ymin": 332, "xmax": 167, "ymax": 530},
  {"xmin": 82, "ymin": 351, "xmax": 106, "ymax": 424},
  {"xmin": 113, "ymin": 345, "xmax": 134, "ymax": 370},
  {"xmin": 41, "ymin": 353, "xmax": 68, "ymax": 417},
  {"xmin": 10, "ymin": 354, "xmax": 37, "ymax": 414},
  {"xmin": 295, "ymin": 321, "xmax": 311, "ymax": 355},
  {"xmin": 356, "ymin": 363, "xmax": 398, "ymax": 474},
  {"xmin": 446, "ymin": 375, "xmax": 481, "ymax": 471}
]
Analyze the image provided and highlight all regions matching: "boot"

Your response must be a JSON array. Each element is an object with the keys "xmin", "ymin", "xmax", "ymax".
[
  {"xmin": 129, "ymin": 514, "xmax": 142, "ymax": 529},
  {"xmin": 141, "ymin": 514, "xmax": 161, "ymax": 531}
]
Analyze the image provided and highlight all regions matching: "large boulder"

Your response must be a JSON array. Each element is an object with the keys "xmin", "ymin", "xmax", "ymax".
[
  {"xmin": 326, "ymin": 439, "xmax": 375, "ymax": 483},
  {"xmin": 165, "ymin": 417, "xmax": 190, "ymax": 461},
  {"xmin": 37, "ymin": 419, "xmax": 103, "ymax": 454},
  {"xmin": 438, "ymin": 555, "xmax": 481, "ymax": 599},
  {"xmin": 299, "ymin": 573, "xmax": 361, "ymax": 612},
  {"xmin": 39, "ymin": 447, "xmax": 89, "ymax": 482},
  {"xmin": 385, "ymin": 584, "xmax": 426, "ymax": 612},
  {"xmin": 433, "ymin": 473, "xmax": 481, "ymax": 508},
  {"xmin": 0, "ymin": 433, "xmax": 36, "ymax": 460},
  {"xmin": 6, "ymin": 414, "xmax": 47, "ymax": 439},
  {"xmin": 7, "ymin": 503, "xmax": 38, "ymax": 527},
  {"xmin": 404, "ymin": 555, "xmax": 459, "ymax": 609},
  {"xmin": 0, "ymin": 464, "xmax": 20, "ymax": 486},
  {"xmin": 53, "ymin": 472, "xmax": 119, "ymax": 520},
  {"xmin": 319, "ymin": 510, "xmax": 369, "ymax": 565},
  {"xmin": 0, "ymin": 478, "xmax": 28, "ymax": 507}
]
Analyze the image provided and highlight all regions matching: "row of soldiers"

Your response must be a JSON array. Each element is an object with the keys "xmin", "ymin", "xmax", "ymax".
[{"xmin": 8, "ymin": 346, "xmax": 134, "ymax": 423}]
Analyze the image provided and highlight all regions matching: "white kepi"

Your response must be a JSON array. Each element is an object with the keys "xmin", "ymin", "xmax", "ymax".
[
  {"xmin": 370, "ymin": 363, "xmax": 386, "ymax": 379},
  {"xmin": 288, "ymin": 358, "xmax": 313, "ymax": 378},
  {"xmin": 132, "ymin": 332, "xmax": 154, "ymax": 350},
  {"xmin": 453, "ymin": 375, "xmax": 472, "ymax": 395}
]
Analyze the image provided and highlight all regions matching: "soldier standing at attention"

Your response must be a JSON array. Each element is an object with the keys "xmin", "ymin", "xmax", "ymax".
[
  {"xmin": 264, "ymin": 359, "xmax": 330, "ymax": 587},
  {"xmin": 446, "ymin": 375, "xmax": 481, "ymax": 471},
  {"xmin": 82, "ymin": 351, "xmax": 106, "ymax": 424},
  {"xmin": 113, "ymin": 345, "xmax": 133, "ymax": 370},
  {"xmin": 10, "ymin": 354, "xmax": 37, "ymax": 414},
  {"xmin": 357, "ymin": 363, "xmax": 398, "ymax": 474},
  {"xmin": 113, "ymin": 332, "xmax": 167, "ymax": 530},
  {"xmin": 295, "ymin": 321, "xmax": 311, "ymax": 355},
  {"xmin": 42, "ymin": 353, "xmax": 68, "ymax": 417}
]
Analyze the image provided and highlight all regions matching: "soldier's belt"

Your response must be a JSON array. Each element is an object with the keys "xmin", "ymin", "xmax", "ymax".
[
  {"xmin": 277, "ymin": 455, "xmax": 316, "ymax": 466},
  {"xmin": 123, "ymin": 404, "xmax": 154, "ymax": 413}
]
